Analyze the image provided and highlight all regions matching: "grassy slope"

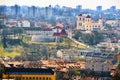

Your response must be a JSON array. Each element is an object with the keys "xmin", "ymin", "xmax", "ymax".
[
  {"xmin": 0, "ymin": 42, "xmax": 20, "ymax": 58},
  {"xmin": 0, "ymin": 36, "xmax": 86, "ymax": 58},
  {"xmin": 29, "ymin": 38, "xmax": 86, "ymax": 49},
  {"xmin": 62, "ymin": 38, "xmax": 87, "ymax": 49}
]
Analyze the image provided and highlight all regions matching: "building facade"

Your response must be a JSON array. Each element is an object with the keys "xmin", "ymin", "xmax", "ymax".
[
  {"xmin": 106, "ymin": 20, "xmax": 120, "ymax": 27},
  {"xmin": 85, "ymin": 61, "xmax": 112, "ymax": 72},
  {"xmin": 2, "ymin": 68, "xmax": 56, "ymax": 80},
  {"xmin": 96, "ymin": 6, "xmax": 102, "ymax": 12},
  {"xmin": 77, "ymin": 14, "xmax": 103, "ymax": 31}
]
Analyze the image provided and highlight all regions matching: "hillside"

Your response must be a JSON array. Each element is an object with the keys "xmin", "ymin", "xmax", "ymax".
[{"xmin": 0, "ymin": 36, "xmax": 86, "ymax": 59}]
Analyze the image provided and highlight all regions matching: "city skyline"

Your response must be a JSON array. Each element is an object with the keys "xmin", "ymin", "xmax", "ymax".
[{"xmin": 0, "ymin": 0, "xmax": 120, "ymax": 10}]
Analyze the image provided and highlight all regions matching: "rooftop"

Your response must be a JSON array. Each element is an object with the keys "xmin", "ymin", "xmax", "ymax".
[
  {"xmin": 4, "ymin": 67, "xmax": 54, "ymax": 75},
  {"xmin": 78, "ymin": 14, "xmax": 82, "ymax": 16},
  {"xmin": 86, "ymin": 15, "xmax": 91, "ymax": 18}
]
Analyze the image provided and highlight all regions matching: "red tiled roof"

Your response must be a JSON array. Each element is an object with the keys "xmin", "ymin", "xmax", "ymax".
[
  {"xmin": 53, "ymin": 29, "xmax": 67, "ymax": 36},
  {"xmin": 53, "ymin": 26, "xmax": 63, "ymax": 29},
  {"xmin": 60, "ymin": 29, "xmax": 67, "ymax": 36}
]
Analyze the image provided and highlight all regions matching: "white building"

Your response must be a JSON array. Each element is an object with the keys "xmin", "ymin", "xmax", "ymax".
[
  {"xmin": 56, "ymin": 50, "xmax": 63, "ymax": 58},
  {"xmin": 106, "ymin": 20, "xmax": 120, "ymax": 27},
  {"xmin": 18, "ymin": 20, "xmax": 30, "ymax": 27},
  {"xmin": 85, "ymin": 61, "xmax": 112, "ymax": 72}
]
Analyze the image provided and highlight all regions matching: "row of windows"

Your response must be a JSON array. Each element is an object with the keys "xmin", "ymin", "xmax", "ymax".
[
  {"xmin": 26, "ymin": 31, "xmax": 52, "ymax": 33},
  {"xmin": 79, "ymin": 23, "xmax": 82, "ymax": 26},
  {"xmin": 8, "ymin": 76, "xmax": 53, "ymax": 80},
  {"xmin": 92, "ymin": 68, "xmax": 109, "ymax": 71},
  {"xmin": 85, "ymin": 19, "xmax": 91, "ymax": 22},
  {"xmin": 85, "ymin": 26, "xmax": 100, "ymax": 28},
  {"xmin": 91, "ymin": 65, "xmax": 109, "ymax": 71},
  {"xmin": 78, "ymin": 23, "xmax": 101, "ymax": 28},
  {"xmin": 78, "ymin": 18, "xmax": 91, "ymax": 21},
  {"xmin": 92, "ymin": 65, "xmax": 105, "ymax": 67}
]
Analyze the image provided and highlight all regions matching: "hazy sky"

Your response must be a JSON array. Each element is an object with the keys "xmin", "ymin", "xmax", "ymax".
[{"xmin": 0, "ymin": 0, "xmax": 120, "ymax": 10}]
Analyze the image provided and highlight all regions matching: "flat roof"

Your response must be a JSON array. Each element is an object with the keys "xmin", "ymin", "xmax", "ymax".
[{"xmin": 4, "ymin": 68, "xmax": 54, "ymax": 75}]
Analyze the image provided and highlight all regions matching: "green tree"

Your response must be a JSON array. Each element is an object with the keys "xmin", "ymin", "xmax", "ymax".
[
  {"xmin": 11, "ymin": 27, "xmax": 23, "ymax": 37},
  {"xmin": 75, "ymin": 71, "xmax": 80, "ymax": 75},
  {"xmin": 73, "ymin": 31, "xmax": 104, "ymax": 45},
  {"xmin": 93, "ymin": 31, "xmax": 104, "ymax": 44}
]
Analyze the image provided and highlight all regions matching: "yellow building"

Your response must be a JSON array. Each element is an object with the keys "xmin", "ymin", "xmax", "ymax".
[
  {"xmin": 77, "ymin": 14, "xmax": 103, "ymax": 31},
  {"xmin": 2, "ymin": 67, "xmax": 56, "ymax": 80}
]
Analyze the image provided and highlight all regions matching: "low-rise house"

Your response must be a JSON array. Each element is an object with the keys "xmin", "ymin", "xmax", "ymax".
[
  {"xmin": 34, "ymin": 21, "xmax": 51, "ymax": 27},
  {"xmin": 23, "ymin": 26, "xmax": 67, "ymax": 42},
  {"xmin": 106, "ymin": 20, "xmax": 120, "ymax": 27},
  {"xmin": 6, "ymin": 19, "xmax": 18, "ymax": 27},
  {"xmin": 18, "ymin": 20, "xmax": 30, "ymax": 27},
  {"xmin": 53, "ymin": 26, "xmax": 67, "ymax": 37},
  {"xmin": 31, "ymin": 28, "xmax": 55, "ymax": 42},
  {"xmin": 85, "ymin": 61, "xmax": 112, "ymax": 72}
]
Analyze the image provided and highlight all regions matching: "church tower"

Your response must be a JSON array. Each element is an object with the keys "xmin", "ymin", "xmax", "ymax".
[
  {"xmin": 84, "ymin": 15, "xmax": 92, "ymax": 31},
  {"xmin": 77, "ymin": 14, "xmax": 83, "ymax": 30}
]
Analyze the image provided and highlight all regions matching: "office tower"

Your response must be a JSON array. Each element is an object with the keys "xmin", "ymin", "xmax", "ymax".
[
  {"xmin": 110, "ymin": 6, "xmax": 116, "ymax": 12},
  {"xmin": 11, "ymin": 5, "xmax": 20, "ymax": 18},
  {"xmin": 0, "ymin": 5, "xmax": 6, "ymax": 26},
  {"xmin": 40, "ymin": 5, "xmax": 52, "ymax": 19},
  {"xmin": 96, "ymin": 6, "xmax": 102, "ymax": 12},
  {"xmin": 28, "ymin": 6, "xmax": 37, "ymax": 18},
  {"xmin": 76, "ymin": 5, "xmax": 82, "ymax": 11},
  {"xmin": 45, "ymin": 5, "xmax": 52, "ymax": 19},
  {"xmin": 0, "ymin": 5, "xmax": 7, "ymax": 16}
]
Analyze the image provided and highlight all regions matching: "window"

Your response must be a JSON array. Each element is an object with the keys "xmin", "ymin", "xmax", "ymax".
[
  {"xmin": 33, "ymin": 77, "xmax": 35, "ymax": 80},
  {"xmin": 49, "ymin": 77, "xmax": 52, "ymax": 80},
  {"xmin": 22, "ymin": 77, "xmax": 25, "ymax": 80},
  {"xmin": 43, "ymin": 77, "xmax": 45, "ymax": 80},
  {"xmin": 79, "ymin": 23, "xmax": 82, "ymax": 26},
  {"xmin": 36, "ymin": 77, "xmax": 38, "ymax": 80},
  {"xmin": 29, "ymin": 77, "xmax": 31, "ymax": 80},
  {"xmin": 46, "ymin": 77, "xmax": 48, "ymax": 80},
  {"xmin": 26, "ymin": 77, "xmax": 28, "ymax": 80},
  {"xmin": 39, "ymin": 77, "xmax": 41, "ymax": 80},
  {"xmin": 79, "ymin": 18, "xmax": 81, "ymax": 20}
]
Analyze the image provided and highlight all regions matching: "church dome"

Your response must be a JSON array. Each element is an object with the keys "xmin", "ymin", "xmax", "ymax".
[{"xmin": 86, "ymin": 15, "xmax": 91, "ymax": 18}]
